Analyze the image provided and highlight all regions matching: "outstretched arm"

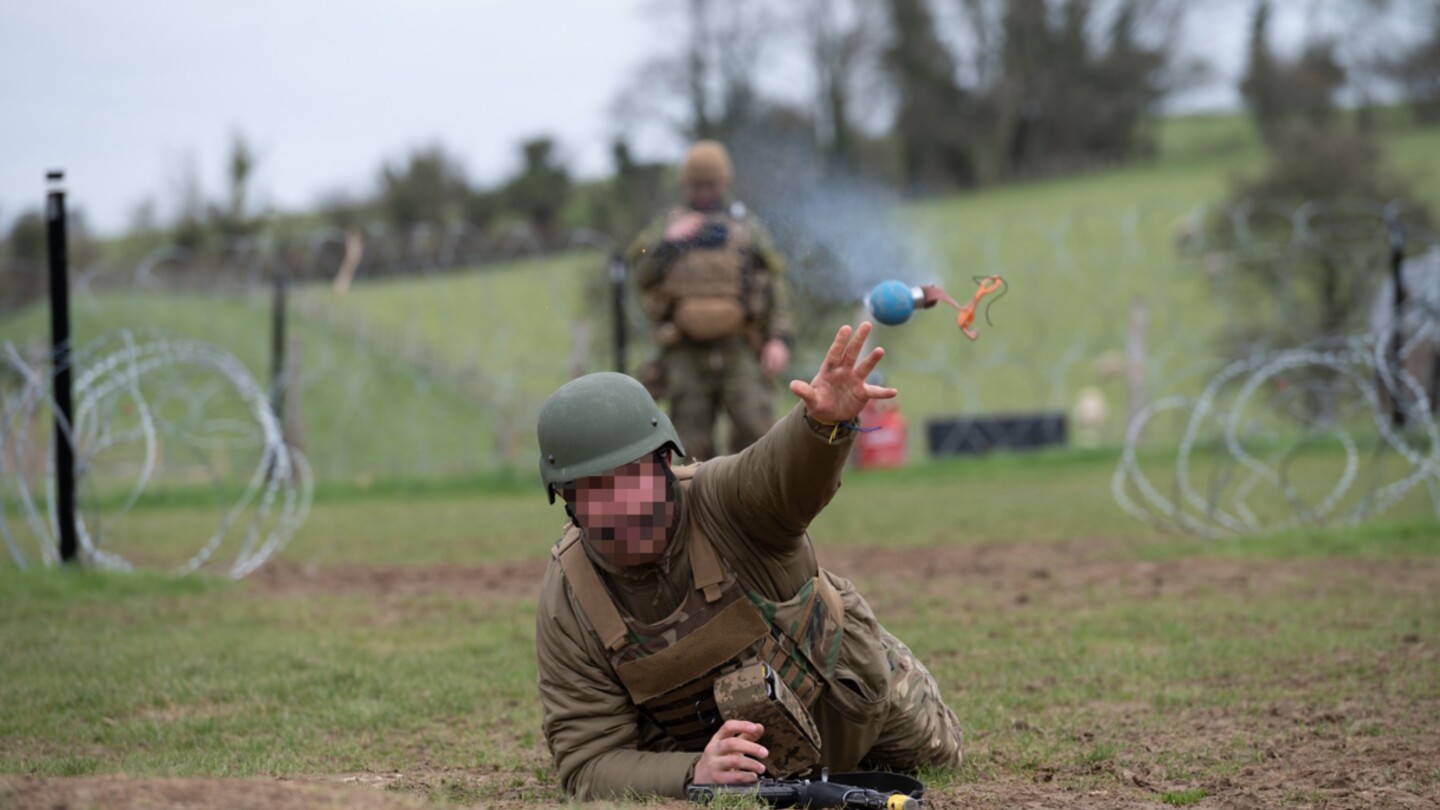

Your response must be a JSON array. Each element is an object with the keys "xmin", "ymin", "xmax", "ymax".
[
  {"xmin": 789, "ymin": 321, "xmax": 896, "ymax": 426},
  {"xmin": 695, "ymin": 322, "xmax": 899, "ymax": 547}
]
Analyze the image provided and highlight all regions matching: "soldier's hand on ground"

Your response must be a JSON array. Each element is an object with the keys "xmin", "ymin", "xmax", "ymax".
[
  {"xmin": 664, "ymin": 212, "xmax": 706, "ymax": 243},
  {"xmin": 789, "ymin": 322, "xmax": 897, "ymax": 426},
  {"xmin": 692, "ymin": 720, "xmax": 768, "ymax": 785},
  {"xmin": 761, "ymin": 338, "xmax": 789, "ymax": 380}
]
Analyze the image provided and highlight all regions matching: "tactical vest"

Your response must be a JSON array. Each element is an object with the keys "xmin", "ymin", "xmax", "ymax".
[
  {"xmin": 552, "ymin": 466, "xmax": 845, "ymax": 757},
  {"xmin": 662, "ymin": 207, "xmax": 755, "ymax": 343}
]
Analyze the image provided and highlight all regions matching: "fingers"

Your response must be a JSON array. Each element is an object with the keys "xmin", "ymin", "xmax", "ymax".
[
  {"xmin": 696, "ymin": 720, "xmax": 768, "ymax": 785},
  {"xmin": 841, "ymin": 321, "xmax": 873, "ymax": 369},
  {"xmin": 855, "ymin": 345, "xmax": 885, "ymax": 380},
  {"xmin": 708, "ymin": 753, "xmax": 766, "ymax": 784},
  {"xmin": 823, "ymin": 322, "xmax": 876, "ymax": 373},
  {"xmin": 715, "ymin": 736, "xmax": 769, "ymax": 762},
  {"xmin": 789, "ymin": 379, "xmax": 816, "ymax": 405},
  {"xmin": 823, "ymin": 324, "xmax": 853, "ymax": 369},
  {"xmin": 715, "ymin": 719, "xmax": 765, "ymax": 742},
  {"xmin": 864, "ymin": 384, "xmax": 898, "ymax": 400}
]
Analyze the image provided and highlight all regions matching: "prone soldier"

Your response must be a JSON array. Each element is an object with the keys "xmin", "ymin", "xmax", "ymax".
[{"xmin": 534, "ymin": 321, "xmax": 964, "ymax": 799}]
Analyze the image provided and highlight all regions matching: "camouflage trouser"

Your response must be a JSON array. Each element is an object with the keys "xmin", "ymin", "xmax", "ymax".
[
  {"xmin": 662, "ymin": 340, "xmax": 775, "ymax": 461},
  {"xmin": 861, "ymin": 629, "xmax": 965, "ymax": 772}
]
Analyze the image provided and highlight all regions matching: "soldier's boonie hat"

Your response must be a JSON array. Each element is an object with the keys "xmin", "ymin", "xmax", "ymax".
[
  {"xmin": 536, "ymin": 372, "xmax": 685, "ymax": 503},
  {"xmin": 681, "ymin": 140, "xmax": 733, "ymax": 187}
]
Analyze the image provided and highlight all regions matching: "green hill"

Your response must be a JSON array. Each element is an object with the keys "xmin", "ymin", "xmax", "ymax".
[{"xmin": 4, "ymin": 113, "xmax": 1438, "ymax": 484}]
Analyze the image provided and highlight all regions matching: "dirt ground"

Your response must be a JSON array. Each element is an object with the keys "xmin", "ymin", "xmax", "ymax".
[{"xmin": 8, "ymin": 539, "xmax": 1436, "ymax": 809}]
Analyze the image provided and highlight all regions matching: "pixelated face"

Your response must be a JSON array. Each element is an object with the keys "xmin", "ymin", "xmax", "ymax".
[{"xmin": 567, "ymin": 453, "xmax": 674, "ymax": 568}]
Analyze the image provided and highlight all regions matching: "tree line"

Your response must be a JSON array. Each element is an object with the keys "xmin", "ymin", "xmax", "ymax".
[{"xmin": 3, "ymin": 0, "xmax": 1438, "ymax": 277}]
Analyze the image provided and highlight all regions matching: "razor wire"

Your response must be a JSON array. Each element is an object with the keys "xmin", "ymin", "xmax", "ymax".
[
  {"xmin": 1111, "ymin": 335, "xmax": 1440, "ymax": 537},
  {"xmin": 0, "ymin": 332, "xmax": 311, "ymax": 577},
  {"xmin": 2, "ymin": 197, "xmax": 1436, "ymax": 492}
]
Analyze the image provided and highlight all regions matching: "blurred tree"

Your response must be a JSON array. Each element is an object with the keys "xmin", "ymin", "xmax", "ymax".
[
  {"xmin": 611, "ymin": 0, "xmax": 776, "ymax": 148},
  {"xmin": 610, "ymin": 138, "xmax": 668, "ymax": 241},
  {"xmin": 995, "ymin": 0, "xmax": 1048, "ymax": 175},
  {"xmin": 1291, "ymin": 42, "xmax": 1348, "ymax": 129},
  {"xmin": 5, "ymin": 209, "xmax": 46, "ymax": 266},
  {"xmin": 208, "ymin": 131, "xmax": 263, "ymax": 239},
  {"xmin": 464, "ymin": 189, "xmax": 503, "ymax": 231},
  {"xmin": 317, "ymin": 190, "xmax": 368, "ymax": 230},
  {"xmin": 1239, "ymin": 0, "xmax": 1283, "ymax": 140},
  {"xmin": 1206, "ymin": 127, "xmax": 1429, "ymax": 356},
  {"xmin": 1084, "ymin": 1, "xmax": 1169, "ymax": 158},
  {"xmin": 1380, "ymin": 0, "xmax": 1440, "ymax": 123},
  {"xmin": 884, "ymin": 0, "xmax": 977, "ymax": 190},
  {"xmin": 801, "ymin": 0, "xmax": 885, "ymax": 173},
  {"xmin": 693, "ymin": 0, "xmax": 773, "ymax": 140},
  {"xmin": 3, "ymin": 206, "xmax": 98, "ymax": 276},
  {"xmin": 129, "ymin": 198, "xmax": 160, "ymax": 236},
  {"xmin": 169, "ymin": 152, "xmax": 208, "ymax": 250},
  {"xmin": 687, "ymin": 0, "xmax": 717, "ymax": 139},
  {"xmin": 1, "ymin": 209, "xmax": 48, "ymax": 314},
  {"xmin": 501, "ymin": 137, "xmax": 571, "ymax": 248},
  {"xmin": 1240, "ymin": 0, "xmax": 1346, "ymax": 143},
  {"xmin": 990, "ymin": 0, "xmax": 1178, "ymax": 176},
  {"xmin": 377, "ymin": 143, "xmax": 472, "ymax": 230}
]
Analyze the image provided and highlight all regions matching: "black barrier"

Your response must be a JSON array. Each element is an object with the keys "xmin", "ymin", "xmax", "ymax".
[
  {"xmin": 926, "ymin": 412, "xmax": 1067, "ymax": 456},
  {"xmin": 46, "ymin": 170, "xmax": 80, "ymax": 563}
]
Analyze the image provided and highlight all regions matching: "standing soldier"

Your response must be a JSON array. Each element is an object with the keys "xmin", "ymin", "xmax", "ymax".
[
  {"xmin": 626, "ymin": 140, "xmax": 794, "ymax": 461},
  {"xmin": 534, "ymin": 322, "xmax": 964, "ymax": 800}
]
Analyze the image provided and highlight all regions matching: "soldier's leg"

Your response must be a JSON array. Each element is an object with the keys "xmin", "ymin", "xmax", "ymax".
[
  {"xmin": 859, "ymin": 629, "xmax": 964, "ymax": 772},
  {"xmin": 663, "ymin": 345, "xmax": 719, "ymax": 462},
  {"xmin": 718, "ymin": 344, "xmax": 776, "ymax": 454}
]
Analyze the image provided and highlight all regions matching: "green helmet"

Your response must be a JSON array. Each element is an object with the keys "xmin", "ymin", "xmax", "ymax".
[{"xmin": 537, "ymin": 372, "xmax": 685, "ymax": 503}]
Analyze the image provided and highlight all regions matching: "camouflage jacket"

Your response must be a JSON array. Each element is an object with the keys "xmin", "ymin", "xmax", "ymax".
[
  {"xmin": 534, "ymin": 406, "xmax": 892, "ymax": 799},
  {"xmin": 624, "ymin": 202, "xmax": 794, "ymax": 347}
]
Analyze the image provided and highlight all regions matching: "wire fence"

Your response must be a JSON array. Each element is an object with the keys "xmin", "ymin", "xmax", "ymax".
[
  {"xmin": 3, "ymin": 196, "xmax": 1437, "ymax": 569},
  {"xmin": 2, "ymin": 333, "xmax": 310, "ymax": 576}
]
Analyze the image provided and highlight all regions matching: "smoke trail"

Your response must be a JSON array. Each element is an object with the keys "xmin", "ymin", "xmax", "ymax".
[{"xmin": 728, "ymin": 131, "xmax": 941, "ymax": 325}]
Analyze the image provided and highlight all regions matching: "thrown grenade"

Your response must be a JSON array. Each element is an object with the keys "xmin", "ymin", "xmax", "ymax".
[{"xmin": 866, "ymin": 281, "xmax": 923, "ymax": 326}]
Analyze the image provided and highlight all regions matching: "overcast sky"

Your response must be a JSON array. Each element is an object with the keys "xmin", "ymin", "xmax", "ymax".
[{"xmin": 0, "ymin": 0, "xmax": 1330, "ymax": 236}]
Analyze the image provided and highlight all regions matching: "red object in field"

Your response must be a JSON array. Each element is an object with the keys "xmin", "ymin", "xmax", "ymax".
[{"xmin": 856, "ymin": 400, "xmax": 908, "ymax": 469}]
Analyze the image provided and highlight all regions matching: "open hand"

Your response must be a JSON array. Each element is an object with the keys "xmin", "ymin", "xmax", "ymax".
[
  {"xmin": 692, "ymin": 720, "xmax": 768, "ymax": 785},
  {"xmin": 788, "ymin": 322, "xmax": 896, "ymax": 425}
]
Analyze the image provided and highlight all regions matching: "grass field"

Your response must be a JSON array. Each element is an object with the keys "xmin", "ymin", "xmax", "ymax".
[
  {"xmin": 2, "ymin": 451, "xmax": 1437, "ymax": 808},
  {"xmin": 3, "ymin": 113, "xmax": 1439, "ymax": 809}
]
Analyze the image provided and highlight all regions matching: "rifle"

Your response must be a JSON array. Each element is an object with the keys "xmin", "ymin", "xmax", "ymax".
[{"xmin": 687, "ymin": 773, "xmax": 920, "ymax": 809}]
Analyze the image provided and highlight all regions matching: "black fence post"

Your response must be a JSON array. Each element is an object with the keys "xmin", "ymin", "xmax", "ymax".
[
  {"xmin": 610, "ymin": 252, "xmax": 628, "ymax": 375},
  {"xmin": 1386, "ymin": 208, "xmax": 1407, "ymax": 427},
  {"xmin": 46, "ymin": 170, "xmax": 80, "ymax": 564},
  {"xmin": 270, "ymin": 263, "xmax": 289, "ymax": 437}
]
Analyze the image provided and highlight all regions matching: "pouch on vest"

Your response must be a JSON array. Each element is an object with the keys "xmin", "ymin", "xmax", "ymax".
[
  {"xmin": 665, "ymin": 227, "xmax": 749, "ymax": 342},
  {"xmin": 673, "ymin": 297, "xmax": 747, "ymax": 342},
  {"xmin": 714, "ymin": 661, "xmax": 822, "ymax": 778}
]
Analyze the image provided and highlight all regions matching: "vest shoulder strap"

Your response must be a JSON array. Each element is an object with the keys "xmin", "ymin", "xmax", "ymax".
[
  {"xmin": 673, "ymin": 464, "xmax": 725, "ymax": 603},
  {"xmin": 554, "ymin": 523, "xmax": 629, "ymax": 653}
]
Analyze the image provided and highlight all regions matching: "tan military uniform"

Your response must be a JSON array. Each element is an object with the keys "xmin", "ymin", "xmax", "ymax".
[
  {"xmin": 625, "ymin": 203, "xmax": 794, "ymax": 460},
  {"xmin": 535, "ymin": 405, "xmax": 963, "ymax": 799}
]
